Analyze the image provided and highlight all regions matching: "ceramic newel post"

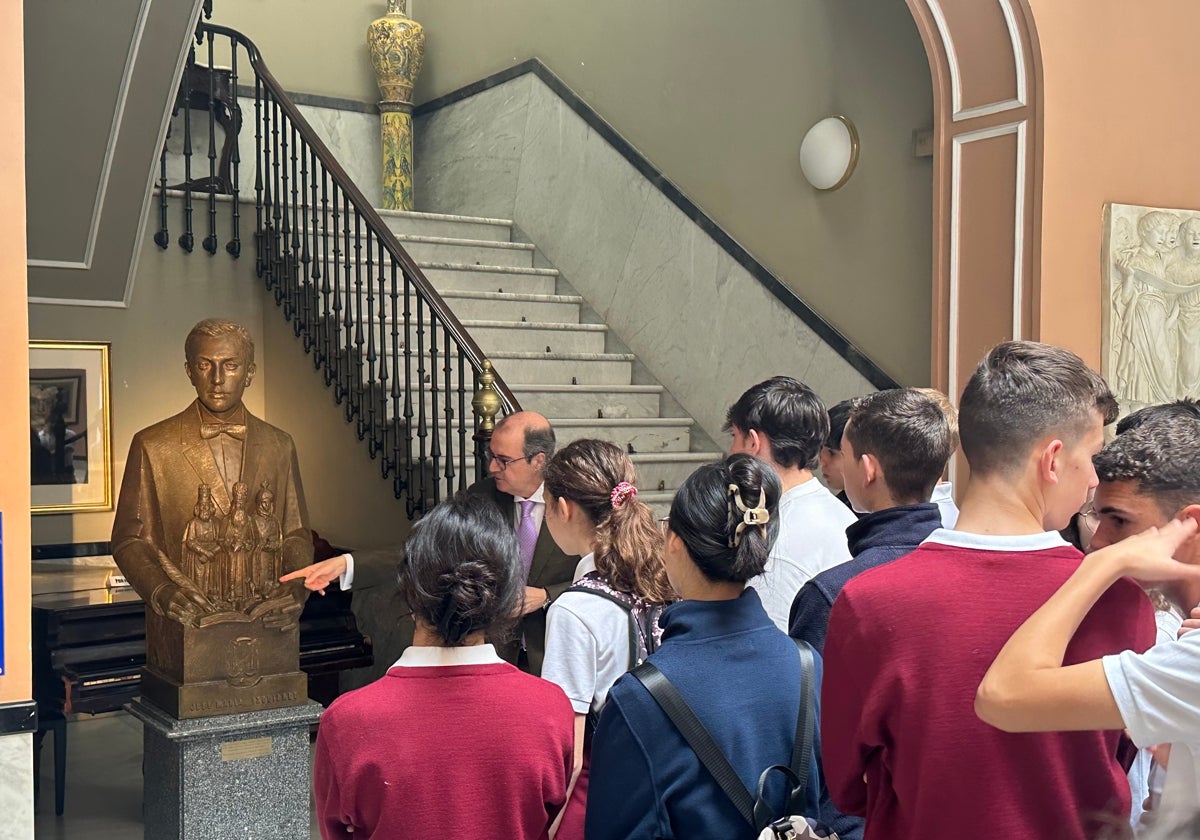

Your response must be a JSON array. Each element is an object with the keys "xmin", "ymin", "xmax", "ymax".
[{"xmin": 368, "ymin": 0, "xmax": 426, "ymax": 210}]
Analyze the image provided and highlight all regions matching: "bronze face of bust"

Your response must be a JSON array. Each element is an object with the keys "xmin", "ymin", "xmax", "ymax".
[
  {"xmin": 111, "ymin": 318, "xmax": 313, "ymax": 718},
  {"xmin": 185, "ymin": 331, "xmax": 256, "ymax": 418}
]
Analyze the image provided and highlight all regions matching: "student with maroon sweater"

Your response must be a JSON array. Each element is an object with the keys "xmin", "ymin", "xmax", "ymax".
[
  {"xmin": 313, "ymin": 494, "xmax": 575, "ymax": 840},
  {"xmin": 820, "ymin": 341, "xmax": 1157, "ymax": 840}
]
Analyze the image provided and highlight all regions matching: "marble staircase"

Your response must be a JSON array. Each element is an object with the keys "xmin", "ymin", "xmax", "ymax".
[{"xmin": 369, "ymin": 208, "xmax": 725, "ymax": 513}]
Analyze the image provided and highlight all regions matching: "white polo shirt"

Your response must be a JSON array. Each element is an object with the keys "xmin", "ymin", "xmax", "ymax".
[{"xmin": 1103, "ymin": 628, "xmax": 1200, "ymax": 819}]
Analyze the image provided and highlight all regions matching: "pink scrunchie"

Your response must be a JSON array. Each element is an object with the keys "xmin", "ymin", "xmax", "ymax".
[{"xmin": 610, "ymin": 481, "xmax": 638, "ymax": 508}]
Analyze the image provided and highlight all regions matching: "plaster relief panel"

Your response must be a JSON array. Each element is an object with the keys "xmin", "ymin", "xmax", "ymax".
[{"xmin": 1103, "ymin": 202, "xmax": 1200, "ymax": 409}]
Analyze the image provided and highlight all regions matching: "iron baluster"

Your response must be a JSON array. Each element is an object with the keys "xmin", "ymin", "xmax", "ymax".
[
  {"xmin": 429, "ymin": 314, "xmax": 441, "ymax": 506},
  {"xmin": 328, "ymin": 183, "xmax": 343, "ymax": 393},
  {"xmin": 252, "ymin": 74, "xmax": 264, "ymax": 274},
  {"xmin": 363, "ymin": 227, "xmax": 377, "ymax": 453},
  {"xmin": 269, "ymin": 97, "xmax": 284, "ymax": 301},
  {"xmin": 155, "ymin": 141, "xmax": 170, "ymax": 249},
  {"xmin": 298, "ymin": 135, "xmax": 312, "ymax": 343},
  {"xmin": 318, "ymin": 167, "xmax": 331, "ymax": 373},
  {"xmin": 339, "ymin": 193, "xmax": 353, "ymax": 409},
  {"xmin": 351, "ymin": 214, "xmax": 366, "ymax": 433},
  {"xmin": 179, "ymin": 49, "xmax": 195, "ymax": 253},
  {"xmin": 374, "ymin": 237, "xmax": 389, "ymax": 469},
  {"xmin": 390, "ymin": 262, "xmax": 404, "ymax": 497},
  {"xmin": 202, "ymin": 30, "xmax": 218, "ymax": 255},
  {"xmin": 443, "ymin": 325, "xmax": 455, "ymax": 498},
  {"xmin": 415, "ymin": 294, "xmax": 428, "ymax": 512},
  {"xmin": 226, "ymin": 38, "xmax": 242, "ymax": 258},
  {"xmin": 402, "ymin": 272, "xmax": 416, "ymax": 516},
  {"xmin": 307, "ymin": 147, "xmax": 321, "ymax": 358},
  {"xmin": 457, "ymin": 353, "xmax": 467, "ymax": 496},
  {"xmin": 289, "ymin": 122, "xmax": 302, "ymax": 330}
]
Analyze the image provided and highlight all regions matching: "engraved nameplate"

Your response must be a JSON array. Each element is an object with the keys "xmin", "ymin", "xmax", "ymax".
[{"xmin": 221, "ymin": 736, "xmax": 273, "ymax": 762}]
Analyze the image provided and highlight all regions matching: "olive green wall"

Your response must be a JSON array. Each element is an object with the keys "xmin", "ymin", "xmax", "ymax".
[{"xmin": 217, "ymin": 0, "xmax": 933, "ymax": 384}]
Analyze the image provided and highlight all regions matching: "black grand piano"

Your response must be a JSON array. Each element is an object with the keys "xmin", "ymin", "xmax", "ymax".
[{"xmin": 31, "ymin": 561, "xmax": 372, "ymax": 815}]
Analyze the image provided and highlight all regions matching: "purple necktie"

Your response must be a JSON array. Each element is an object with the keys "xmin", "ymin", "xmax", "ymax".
[{"xmin": 517, "ymin": 499, "xmax": 538, "ymax": 579}]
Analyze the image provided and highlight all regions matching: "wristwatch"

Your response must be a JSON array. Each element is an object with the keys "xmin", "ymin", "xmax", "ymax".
[{"xmin": 541, "ymin": 590, "xmax": 553, "ymax": 611}]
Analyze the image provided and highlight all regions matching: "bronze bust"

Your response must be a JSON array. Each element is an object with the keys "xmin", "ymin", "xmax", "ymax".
[{"xmin": 111, "ymin": 319, "xmax": 312, "ymax": 717}]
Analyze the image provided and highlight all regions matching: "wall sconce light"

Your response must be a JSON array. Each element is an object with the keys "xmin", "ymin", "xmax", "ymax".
[{"xmin": 800, "ymin": 116, "xmax": 859, "ymax": 191}]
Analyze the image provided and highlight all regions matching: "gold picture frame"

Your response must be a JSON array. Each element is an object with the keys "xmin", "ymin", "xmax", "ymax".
[{"xmin": 30, "ymin": 341, "xmax": 113, "ymax": 514}]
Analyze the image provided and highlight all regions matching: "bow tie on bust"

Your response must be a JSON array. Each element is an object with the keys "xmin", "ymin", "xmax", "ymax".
[{"xmin": 200, "ymin": 422, "xmax": 247, "ymax": 441}]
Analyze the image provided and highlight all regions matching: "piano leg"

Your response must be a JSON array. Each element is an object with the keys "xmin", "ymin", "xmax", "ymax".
[
  {"xmin": 32, "ymin": 728, "xmax": 43, "ymax": 812},
  {"xmin": 53, "ymin": 717, "xmax": 67, "ymax": 816}
]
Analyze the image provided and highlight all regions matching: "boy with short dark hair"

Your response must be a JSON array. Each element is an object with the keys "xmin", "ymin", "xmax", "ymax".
[
  {"xmin": 724, "ymin": 377, "xmax": 855, "ymax": 630},
  {"xmin": 789, "ymin": 388, "xmax": 951, "ymax": 654},
  {"xmin": 820, "ymin": 341, "xmax": 1157, "ymax": 840}
]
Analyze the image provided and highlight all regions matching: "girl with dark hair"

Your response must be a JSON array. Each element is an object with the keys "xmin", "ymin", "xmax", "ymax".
[
  {"xmin": 313, "ymin": 494, "xmax": 575, "ymax": 840},
  {"xmin": 540, "ymin": 439, "xmax": 674, "ymax": 840},
  {"xmin": 585, "ymin": 453, "xmax": 830, "ymax": 840}
]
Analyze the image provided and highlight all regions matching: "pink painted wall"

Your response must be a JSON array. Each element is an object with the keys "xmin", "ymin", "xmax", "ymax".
[
  {"xmin": 1029, "ymin": 0, "xmax": 1200, "ymax": 365},
  {"xmin": 0, "ymin": 0, "xmax": 30, "ymax": 703}
]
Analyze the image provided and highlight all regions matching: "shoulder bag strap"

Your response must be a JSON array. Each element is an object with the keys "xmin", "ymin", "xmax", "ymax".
[
  {"xmin": 789, "ymin": 637, "xmax": 817, "ymax": 803},
  {"xmin": 565, "ymin": 584, "xmax": 639, "ymax": 669},
  {"xmin": 631, "ymin": 662, "xmax": 756, "ymax": 826}
]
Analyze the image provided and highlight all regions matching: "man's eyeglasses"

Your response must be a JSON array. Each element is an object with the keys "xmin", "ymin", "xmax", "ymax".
[{"xmin": 487, "ymin": 450, "xmax": 533, "ymax": 471}]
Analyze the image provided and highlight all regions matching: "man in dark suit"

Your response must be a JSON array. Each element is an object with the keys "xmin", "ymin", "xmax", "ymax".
[{"xmin": 284, "ymin": 411, "xmax": 575, "ymax": 678}]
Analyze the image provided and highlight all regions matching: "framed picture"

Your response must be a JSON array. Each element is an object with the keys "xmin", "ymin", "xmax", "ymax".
[{"xmin": 30, "ymin": 341, "xmax": 113, "ymax": 514}]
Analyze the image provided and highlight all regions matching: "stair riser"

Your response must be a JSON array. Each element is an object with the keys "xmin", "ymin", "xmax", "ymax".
[
  {"xmin": 420, "ymin": 268, "xmax": 556, "ymax": 296},
  {"xmin": 315, "ymin": 268, "xmax": 554, "ymax": 304},
  {"xmin": 555, "ymin": 423, "xmax": 691, "ymax": 453},
  {"xmin": 439, "ymin": 296, "xmax": 581, "ymax": 323},
  {"xmin": 379, "ymin": 216, "xmax": 512, "ymax": 242},
  {"xmin": 368, "ymin": 354, "xmax": 632, "ymax": 386},
  {"xmin": 512, "ymin": 389, "xmax": 661, "ymax": 419},
  {"xmin": 471, "ymin": 326, "xmax": 606, "ymax": 355},
  {"xmin": 631, "ymin": 458, "xmax": 721, "ymax": 490},
  {"xmin": 397, "ymin": 240, "xmax": 534, "ymax": 268}
]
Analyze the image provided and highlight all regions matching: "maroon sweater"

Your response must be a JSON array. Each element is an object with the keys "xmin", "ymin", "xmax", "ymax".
[
  {"xmin": 314, "ymin": 662, "xmax": 575, "ymax": 840},
  {"xmin": 821, "ymin": 536, "xmax": 1156, "ymax": 840}
]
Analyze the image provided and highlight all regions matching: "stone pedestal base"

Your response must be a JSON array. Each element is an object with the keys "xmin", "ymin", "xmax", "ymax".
[{"xmin": 128, "ymin": 697, "xmax": 323, "ymax": 840}]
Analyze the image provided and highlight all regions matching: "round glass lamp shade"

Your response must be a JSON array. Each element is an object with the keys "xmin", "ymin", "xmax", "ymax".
[{"xmin": 799, "ymin": 116, "xmax": 859, "ymax": 191}]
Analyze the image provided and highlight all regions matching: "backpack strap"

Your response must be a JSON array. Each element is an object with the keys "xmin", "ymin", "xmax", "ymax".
[
  {"xmin": 564, "ymin": 583, "xmax": 639, "ymax": 670},
  {"xmin": 631, "ymin": 638, "xmax": 818, "ymax": 832},
  {"xmin": 631, "ymin": 662, "xmax": 757, "ymax": 826},
  {"xmin": 788, "ymin": 637, "xmax": 818, "ymax": 807}
]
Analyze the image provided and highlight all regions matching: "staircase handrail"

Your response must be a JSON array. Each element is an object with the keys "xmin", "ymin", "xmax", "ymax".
[{"xmin": 199, "ymin": 21, "xmax": 519, "ymax": 413}]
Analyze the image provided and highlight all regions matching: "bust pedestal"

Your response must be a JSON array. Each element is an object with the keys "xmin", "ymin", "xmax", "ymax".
[{"xmin": 129, "ymin": 697, "xmax": 323, "ymax": 840}]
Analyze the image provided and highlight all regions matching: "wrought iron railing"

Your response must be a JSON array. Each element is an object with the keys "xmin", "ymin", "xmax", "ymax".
[{"xmin": 156, "ymin": 19, "xmax": 517, "ymax": 517}]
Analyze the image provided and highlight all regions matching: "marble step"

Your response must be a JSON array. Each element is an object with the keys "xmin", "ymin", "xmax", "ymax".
[
  {"xmin": 393, "ymin": 235, "xmax": 534, "ymax": 268},
  {"xmin": 374, "ymin": 349, "xmax": 636, "ymax": 388},
  {"xmin": 552, "ymin": 417, "xmax": 693, "ymax": 453},
  {"xmin": 300, "ymin": 288, "xmax": 583, "ymax": 325},
  {"xmin": 639, "ymin": 491, "xmax": 676, "ymax": 519},
  {"xmin": 466, "ymin": 320, "xmax": 607, "ymax": 355},
  {"xmin": 374, "ymin": 208, "xmax": 513, "ymax": 242},
  {"xmin": 630, "ymin": 452, "xmax": 722, "ymax": 490},
  {"xmin": 437, "ymin": 290, "xmax": 582, "ymax": 323},
  {"xmin": 300, "ymin": 260, "xmax": 558, "ymax": 298},
  {"xmin": 509, "ymin": 384, "xmax": 662, "ymax": 418}
]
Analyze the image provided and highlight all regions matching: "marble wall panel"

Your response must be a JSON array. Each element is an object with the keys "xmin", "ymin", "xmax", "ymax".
[
  {"xmin": 0, "ymin": 733, "xmax": 33, "ymax": 840},
  {"xmin": 514, "ymin": 77, "xmax": 652, "ymax": 312},
  {"xmin": 415, "ymin": 75, "xmax": 533, "ymax": 221},
  {"xmin": 412, "ymin": 70, "xmax": 876, "ymax": 441}
]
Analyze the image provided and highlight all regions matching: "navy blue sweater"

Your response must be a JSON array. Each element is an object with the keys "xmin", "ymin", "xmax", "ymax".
[
  {"xmin": 788, "ymin": 502, "xmax": 944, "ymax": 654},
  {"xmin": 585, "ymin": 589, "xmax": 830, "ymax": 840}
]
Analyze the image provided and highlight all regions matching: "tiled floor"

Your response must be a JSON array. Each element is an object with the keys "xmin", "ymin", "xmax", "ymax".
[{"xmin": 32, "ymin": 712, "xmax": 322, "ymax": 839}]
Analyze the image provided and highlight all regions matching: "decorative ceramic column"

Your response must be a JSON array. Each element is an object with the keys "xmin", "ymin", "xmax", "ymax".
[{"xmin": 367, "ymin": 0, "xmax": 425, "ymax": 210}]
